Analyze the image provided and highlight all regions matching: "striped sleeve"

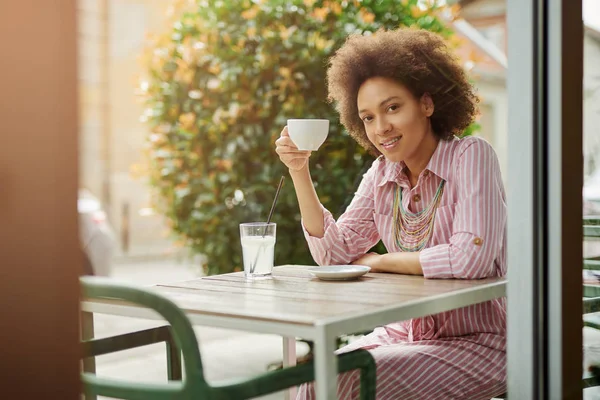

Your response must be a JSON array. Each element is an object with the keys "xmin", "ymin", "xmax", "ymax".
[
  {"xmin": 420, "ymin": 139, "xmax": 506, "ymax": 279},
  {"xmin": 302, "ymin": 161, "xmax": 382, "ymax": 266}
]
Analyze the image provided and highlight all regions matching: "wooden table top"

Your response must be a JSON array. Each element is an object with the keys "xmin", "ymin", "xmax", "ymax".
[{"xmin": 101, "ymin": 265, "xmax": 504, "ymax": 327}]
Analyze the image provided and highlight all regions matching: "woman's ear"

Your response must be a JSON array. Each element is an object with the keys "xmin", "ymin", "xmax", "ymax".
[{"xmin": 421, "ymin": 93, "xmax": 434, "ymax": 117}]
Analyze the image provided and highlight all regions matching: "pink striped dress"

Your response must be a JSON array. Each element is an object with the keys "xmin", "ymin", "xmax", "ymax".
[{"xmin": 297, "ymin": 136, "xmax": 507, "ymax": 399}]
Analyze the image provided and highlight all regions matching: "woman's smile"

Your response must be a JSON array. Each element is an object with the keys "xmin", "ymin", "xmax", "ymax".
[{"xmin": 381, "ymin": 136, "xmax": 402, "ymax": 150}]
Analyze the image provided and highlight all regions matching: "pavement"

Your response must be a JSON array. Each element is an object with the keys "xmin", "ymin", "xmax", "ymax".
[{"xmin": 93, "ymin": 257, "xmax": 309, "ymax": 400}]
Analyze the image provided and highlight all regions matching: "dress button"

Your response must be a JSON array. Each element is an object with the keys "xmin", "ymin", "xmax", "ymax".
[
  {"xmin": 473, "ymin": 237, "xmax": 483, "ymax": 246},
  {"xmin": 423, "ymin": 170, "xmax": 429, "ymax": 177},
  {"xmin": 412, "ymin": 194, "xmax": 421, "ymax": 202}
]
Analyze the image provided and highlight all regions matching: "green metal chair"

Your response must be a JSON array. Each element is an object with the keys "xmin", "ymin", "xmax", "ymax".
[
  {"xmin": 496, "ymin": 217, "xmax": 600, "ymax": 399},
  {"xmin": 583, "ymin": 216, "xmax": 600, "ymax": 326},
  {"xmin": 582, "ymin": 216, "xmax": 600, "ymax": 389},
  {"xmin": 80, "ymin": 276, "xmax": 377, "ymax": 400}
]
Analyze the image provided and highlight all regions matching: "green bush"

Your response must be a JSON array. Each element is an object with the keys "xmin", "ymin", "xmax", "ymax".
[{"xmin": 139, "ymin": 0, "xmax": 461, "ymax": 275}]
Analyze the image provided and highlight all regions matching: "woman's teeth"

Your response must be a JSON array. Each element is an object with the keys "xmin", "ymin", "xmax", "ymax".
[{"xmin": 382, "ymin": 137, "xmax": 401, "ymax": 148}]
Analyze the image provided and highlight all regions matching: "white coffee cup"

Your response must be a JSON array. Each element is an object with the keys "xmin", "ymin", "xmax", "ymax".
[{"xmin": 287, "ymin": 119, "xmax": 329, "ymax": 151}]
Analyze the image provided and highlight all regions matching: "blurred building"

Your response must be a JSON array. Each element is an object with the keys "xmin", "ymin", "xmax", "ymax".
[
  {"xmin": 78, "ymin": 0, "xmax": 175, "ymax": 258},
  {"xmin": 456, "ymin": 0, "xmax": 600, "ymax": 179}
]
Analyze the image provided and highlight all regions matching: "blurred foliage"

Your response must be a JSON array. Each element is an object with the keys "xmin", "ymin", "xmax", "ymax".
[{"xmin": 138, "ymin": 0, "xmax": 471, "ymax": 275}]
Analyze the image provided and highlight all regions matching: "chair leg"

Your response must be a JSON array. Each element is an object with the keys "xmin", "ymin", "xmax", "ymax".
[
  {"xmin": 358, "ymin": 354, "xmax": 377, "ymax": 400},
  {"xmin": 81, "ymin": 311, "xmax": 97, "ymax": 400},
  {"xmin": 165, "ymin": 327, "xmax": 182, "ymax": 381}
]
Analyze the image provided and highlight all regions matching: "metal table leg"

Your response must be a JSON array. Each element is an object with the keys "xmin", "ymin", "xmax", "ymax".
[
  {"xmin": 314, "ymin": 327, "xmax": 337, "ymax": 399},
  {"xmin": 166, "ymin": 330, "xmax": 182, "ymax": 380}
]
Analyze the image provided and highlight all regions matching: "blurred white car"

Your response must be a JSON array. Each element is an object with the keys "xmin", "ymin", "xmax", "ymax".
[{"xmin": 78, "ymin": 189, "xmax": 116, "ymax": 276}]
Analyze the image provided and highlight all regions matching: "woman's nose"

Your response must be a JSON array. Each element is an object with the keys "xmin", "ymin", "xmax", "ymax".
[{"xmin": 376, "ymin": 118, "xmax": 392, "ymax": 136}]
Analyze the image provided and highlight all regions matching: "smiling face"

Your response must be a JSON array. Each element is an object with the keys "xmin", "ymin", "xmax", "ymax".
[{"xmin": 357, "ymin": 76, "xmax": 436, "ymax": 165}]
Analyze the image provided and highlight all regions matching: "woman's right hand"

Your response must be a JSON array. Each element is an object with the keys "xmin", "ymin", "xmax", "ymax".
[{"xmin": 275, "ymin": 126, "xmax": 312, "ymax": 171}]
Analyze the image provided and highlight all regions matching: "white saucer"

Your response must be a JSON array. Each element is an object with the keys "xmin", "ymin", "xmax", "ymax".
[{"xmin": 308, "ymin": 265, "xmax": 371, "ymax": 281}]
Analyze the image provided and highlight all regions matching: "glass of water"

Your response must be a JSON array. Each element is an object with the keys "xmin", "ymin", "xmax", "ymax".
[{"xmin": 239, "ymin": 222, "xmax": 276, "ymax": 280}]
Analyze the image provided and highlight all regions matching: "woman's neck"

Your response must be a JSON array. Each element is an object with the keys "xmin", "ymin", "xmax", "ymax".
[{"xmin": 404, "ymin": 131, "xmax": 439, "ymax": 187}]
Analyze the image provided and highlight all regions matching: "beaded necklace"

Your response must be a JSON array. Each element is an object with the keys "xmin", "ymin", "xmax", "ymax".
[{"xmin": 392, "ymin": 179, "xmax": 446, "ymax": 252}]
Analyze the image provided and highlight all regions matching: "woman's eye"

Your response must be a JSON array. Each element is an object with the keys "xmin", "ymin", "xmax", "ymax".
[
  {"xmin": 362, "ymin": 116, "xmax": 373, "ymax": 123},
  {"xmin": 387, "ymin": 104, "xmax": 399, "ymax": 112}
]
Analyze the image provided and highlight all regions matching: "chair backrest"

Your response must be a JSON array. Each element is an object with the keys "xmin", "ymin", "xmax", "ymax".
[
  {"xmin": 80, "ymin": 276, "xmax": 210, "ymax": 400},
  {"xmin": 584, "ymin": 217, "xmax": 600, "ymax": 238}
]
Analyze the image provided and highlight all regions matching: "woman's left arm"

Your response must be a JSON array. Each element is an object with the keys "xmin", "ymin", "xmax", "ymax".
[
  {"xmin": 354, "ymin": 139, "xmax": 507, "ymax": 279},
  {"xmin": 352, "ymin": 251, "xmax": 423, "ymax": 274}
]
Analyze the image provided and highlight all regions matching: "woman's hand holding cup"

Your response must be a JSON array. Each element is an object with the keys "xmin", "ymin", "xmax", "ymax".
[{"xmin": 275, "ymin": 126, "xmax": 312, "ymax": 172}]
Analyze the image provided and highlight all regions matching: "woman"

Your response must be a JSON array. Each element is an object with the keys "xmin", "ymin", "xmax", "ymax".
[{"xmin": 275, "ymin": 28, "xmax": 507, "ymax": 399}]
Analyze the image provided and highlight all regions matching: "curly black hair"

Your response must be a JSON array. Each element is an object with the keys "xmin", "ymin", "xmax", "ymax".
[{"xmin": 326, "ymin": 28, "xmax": 479, "ymax": 155}]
